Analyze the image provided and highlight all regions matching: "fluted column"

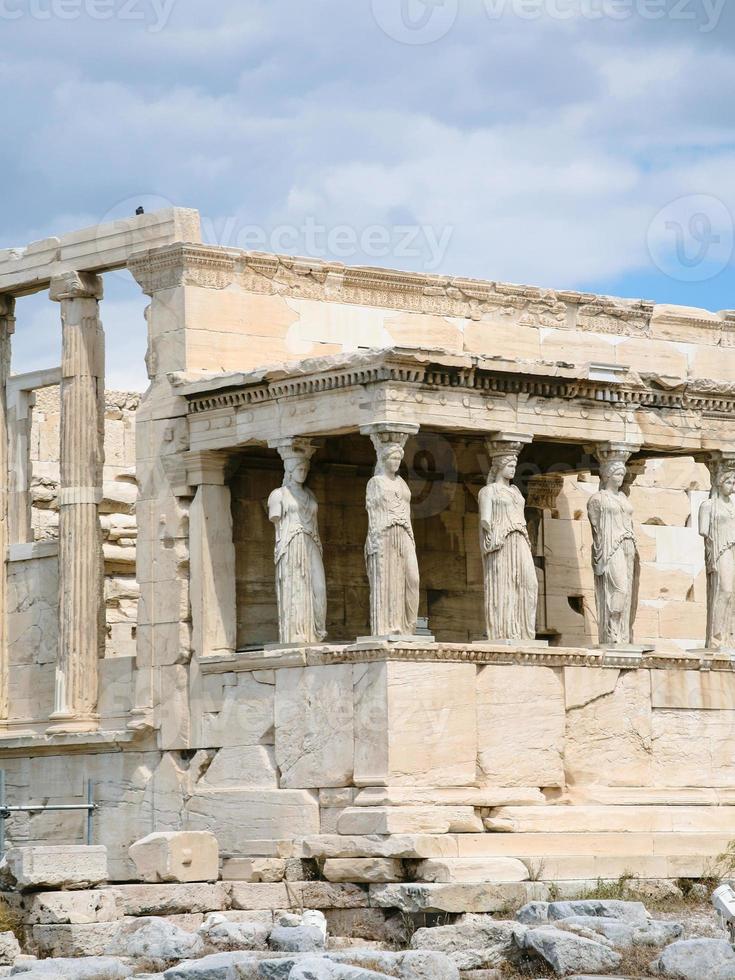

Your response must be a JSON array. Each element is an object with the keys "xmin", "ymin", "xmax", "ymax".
[
  {"xmin": 0, "ymin": 297, "xmax": 13, "ymax": 721},
  {"xmin": 48, "ymin": 272, "xmax": 105, "ymax": 733}
]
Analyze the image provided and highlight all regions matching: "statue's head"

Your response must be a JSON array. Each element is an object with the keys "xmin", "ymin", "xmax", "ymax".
[
  {"xmin": 378, "ymin": 443, "xmax": 404, "ymax": 476},
  {"xmin": 368, "ymin": 428, "xmax": 412, "ymax": 477},
  {"xmin": 716, "ymin": 467, "xmax": 735, "ymax": 500},
  {"xmin": 600, "ymin": 459, "xmax": 627, "ymax": 492},
  {"xmin": 490, "ymin": 452, "xmax": 517, "ymax": 483},
  {"xmin": 275, "ymin": 439, "xmax": 317, "ymax": 486}
]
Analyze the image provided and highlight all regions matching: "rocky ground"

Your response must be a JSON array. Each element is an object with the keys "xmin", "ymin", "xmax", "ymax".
[{"xmin": 0, "ymin": 890, "xmax": 730, "ymax": 978}]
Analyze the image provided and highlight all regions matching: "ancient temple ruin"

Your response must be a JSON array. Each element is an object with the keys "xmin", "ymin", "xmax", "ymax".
[{"xmin": 1, "ymin": 208, "xmax": 735, "ymax": 910}]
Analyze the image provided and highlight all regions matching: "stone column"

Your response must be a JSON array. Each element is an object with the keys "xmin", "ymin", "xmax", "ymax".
[
  {"xmin": 586, "ymin": 442, "xmax": 642, "ymax": 649},
  {"xmin": 187, "ymin": 451, "xmax": 237, "ymax": 659},
  {"xmin": 479, "ymin": 433, "xmax": 538, "ymax": 642},
  {"xmin": 699, "ymin": 451, "xmax": 735, "ymax": 653},
  {"xmin": 361, "ymin": 422, "xmax": 423, "ymax": 639},
  {"xmin": 0, "ymin": 297, "xmax": 13, "ymax": 721},
  {"xmin": 48, "ymin": 272, "xmax": 105, "ymax": 733}
]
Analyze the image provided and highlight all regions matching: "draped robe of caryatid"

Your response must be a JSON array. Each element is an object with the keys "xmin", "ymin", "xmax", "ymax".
[
  {"xmin": 269, "ymin": 484, "xmax": 326, "ymax": 645},
  {"xmin": 702, "ymin": 495, "xmax": 735, "ymax": 650},
  {"xmin": 587, "ymin": 489, "xmax": 639, "ymax": 645},
  {"xmin": 365, "ymin": 473, "xmax": 419, "ymax": 636},
  {"xmin": 479, "ymin": 482, "xmax": 537, "ymax": 641}
]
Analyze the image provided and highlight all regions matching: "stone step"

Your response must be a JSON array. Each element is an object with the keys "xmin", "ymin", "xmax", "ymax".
[
  {"xmin": 337, "ymin": 806, "xmax": 482, "ymax": 836},
  {"xmin": 301, "ymin": 831, "xmax": 733, "ymax": 861},
  {"xmin": 456, "ymin": 831, "xmax": 733, "ymax": 859},
  {"xmin": 415, "ymin": 857, "xmax": 530, "ymax": 883},
  {"xmin": 486, "ymin": 804, "xmax": 735, "ymax": 834},
  {"xmin": 534, "ymin": 853, "xmax": 712, "ymax": 881},
  {"xmin": 353, "ymin": 787, "xmax": 546, "ymax": 807}
]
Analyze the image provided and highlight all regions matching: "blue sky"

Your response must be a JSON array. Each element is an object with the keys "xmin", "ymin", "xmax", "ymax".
[{"xmin": 3, "ymin": 0, "xmax": 735, "ymax": 390}]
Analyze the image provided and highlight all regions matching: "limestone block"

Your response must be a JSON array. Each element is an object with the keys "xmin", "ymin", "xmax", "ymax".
[
  {"xmin": 564, "ymin": 669, "xmax": 652, "ymax": 787},
  {"xmin": 197, "ymin": 746, "xmax": 278, "ymax": 789},
  {"xmin": 476, "ymin": 665, "xmax": 565, "ymax": 788},
  {"xmin": 564, "ymin": 667, "xmax": 619, "ymax": 711},
  {"xmin": 186, "ymin": 789, "xmax": 319, "ymax": 852},
  {"xmin": 229, "ymin": 882, "xmax": 291, "ymax": 910},
  {"xmin": 275, "ymin": 665, "xmax": 354, "ymax": 789},
  {"xmin": 370, "ymin": 881, "xmax": 547, "ymax": 914},
  {"xmin": 194, "ymin": 672, "xmax": 274, "ymax": 749},
  {"xmin": 353, "ymin": 661, "xmax": 477, "ymax": 787},
  {"xmin": 322, "ymin": 859, "xmax": 403, "ymax": 883},
  {"xmin": 652, "ymin": 709, "xmax": 735, "ymax": 787},
  {"xmin": 300, "ymin": 834, "xmax": 458, "ymax": 860},
  {"xmin": 129, "ymin": 831, "xmax": 219, "ymax": 884},
  {"xmin": 22, "ymin": 889, "xmax": 122, "ymax": 925},
  {"xmin": 114, "ymin": 883, "xmax": 228, "ymax": 916},
  {"xmin": 220, "ymin": 858, "xmax": 286, "ymax": 882},
  {"xmin": 30, "ymin": 922, "xmax": 120, "ymax": 958},
  {"xmin": 651, "ymin": 670, "xmax": 735, "ymax": 710},
  {"xmin": 352, "ymin": 786, "xmax": 545, "ymax": 807},
  {"xmin": 336, "ymin": 807, "xmax": 478, "ymax": 836},
  {"xmin": 415, "ymin": 857, "xmax": 530, "ymax": 883},
  {"xmin": 1, "ymin": 846, "xmax": 107, "ymax": 891},
  {"xmin": 485, "ymin": 804, "xmax": 735, "ymax": 834}
]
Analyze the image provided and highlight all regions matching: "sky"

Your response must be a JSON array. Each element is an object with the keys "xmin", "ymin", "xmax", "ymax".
[{"xmin": 2, "ymin": 0, "xmax": 735, "ymax": 391}]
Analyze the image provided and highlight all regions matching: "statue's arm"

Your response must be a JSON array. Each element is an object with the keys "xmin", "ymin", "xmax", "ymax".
[
  {"xmin": 268, "ymin": 489, "xmax": 283, "ymax": 524},
  {"xmin": 587, "ymin": 495, "xmax": 606, "ymax": 573},
  {"xmin": 478, "ymin": 488, "xmax": 496, "ymax": 552},
  {"xmin": 699, "ymin": 498, "xmax": 712, "ymax": 539}
]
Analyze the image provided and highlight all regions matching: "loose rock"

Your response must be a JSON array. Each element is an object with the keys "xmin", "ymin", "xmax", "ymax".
[
  {"xmin": 411, "ymin": 915, "xmax": 523, "ymax": 969},
  {"xmin": 521, "ymin": 926, "xmax": 623, "ymax": 976},
  {"xmin": 105, "ymin": 918, "xmax": 204, "ymax": 965},
  {"xmin": 650, "ymin": 938, "xmax": 735, "ymax": 979}
]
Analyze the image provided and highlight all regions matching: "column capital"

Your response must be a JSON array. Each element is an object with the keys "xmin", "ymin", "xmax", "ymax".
[
  {"xmin": 360, "ymin": 422, "xmax": 419, "ymax": 455},
  {"xmin": 702, "ymin": 449, "xmax": 735, "ymax": 470},
  {"xmin": 50, "ymin": 271, "xmax": 103, "ymax": 303},
  {"xmin": 485, "ymin": 431, "xmax": 533, "ymax": 458},
  {"xmin": 360, "ymin": 422, "xmax": 420, "ymax": 438},
  {"xmin": 0, "ymin": 295, "xmax": 15, "ymax": 320},
  {"xmin": 268, "ymin": 436, "xmax": 321, "ymax": 463},
  {"xmin": 184, "ymin": 450, "xmax": 230, "ymax": 486},
  {"xmin": 585, "ymin": 441, "xmax": 641, "ymax": 466}
]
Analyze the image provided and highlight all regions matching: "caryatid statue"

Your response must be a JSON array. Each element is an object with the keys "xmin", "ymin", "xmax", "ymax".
[
  {"xmin": 587, "ymin": 444, "xmax": 641, "ymax": 646},
  {"xmin": 699, "ymin": 453, "xmax": 735, "ymax": 652},
  {"xmin": 479, "ymin": 435, "xmax": 538, "ymax": 642},
  {"xmin": 362, "ymin": 423, "xmax": 420, "ymax": 637},
  {"xmin": 268, "ymin": 438, "xmax": 327, "ymax": 646}
]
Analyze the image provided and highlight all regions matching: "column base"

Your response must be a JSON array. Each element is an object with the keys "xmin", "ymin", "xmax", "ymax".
[
  {"xmin": 471, "ymin": 637, "xmax": 549, "ymax": 648},
  {"xmin": 594, "ymin": 643, "xmax": 654, "ymax": 657},
  {"xmin": 353, "ymin": 633, "xmax": 436, "ymax": 648},
  {"xmin": 688, "ymin": 647, "xmax": 735, "ymax": 661},
  {"xmin": 46, "ymin": 712, "xmax": 99, "ymax": 735}
]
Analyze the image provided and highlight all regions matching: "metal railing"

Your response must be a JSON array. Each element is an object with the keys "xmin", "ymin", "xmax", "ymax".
[{"xmin": 0, "ymin": 771, "xmax": 97, "ymax": 856}]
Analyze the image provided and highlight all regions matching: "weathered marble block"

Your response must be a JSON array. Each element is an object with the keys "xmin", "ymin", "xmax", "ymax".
[
  {"xmin": 1, "ymin": 845, "xmax": 108, "ymax": 891},
  {"xmin": 129, "ymin": 831, "xmax": 219, "ymax": 883},
  {"xmin": 353, "ymin": 661, "xmax": 477, "ymax": 788}
]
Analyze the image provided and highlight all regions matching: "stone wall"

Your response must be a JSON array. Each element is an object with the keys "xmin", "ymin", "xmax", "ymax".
[{"xmin": 3, "ymin": 385, "xmax": 140, "ymax": 730}]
